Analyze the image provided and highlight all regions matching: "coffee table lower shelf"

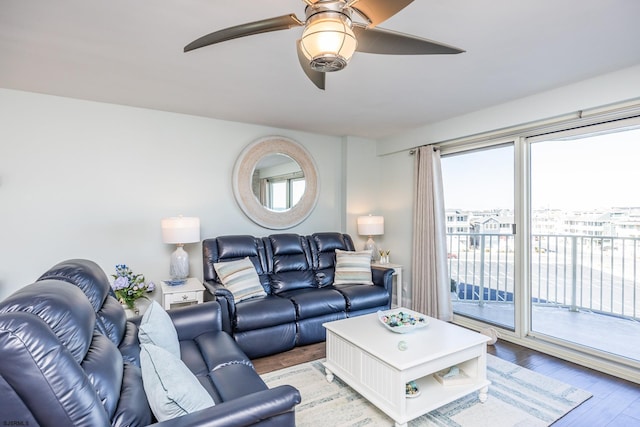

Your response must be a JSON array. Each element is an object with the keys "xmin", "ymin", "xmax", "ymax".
[{"xmin": 324, "ymin": 360, "xmax": 489, "ymax": 427}]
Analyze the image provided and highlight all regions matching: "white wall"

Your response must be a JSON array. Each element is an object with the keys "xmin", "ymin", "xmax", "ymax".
[
  {"xmin": 376, "ymin": 65, "xmax": 640, "ymax": 305},
  {"xmin": 342, "ymin": 136, "xmax": 384, "ymax": 250},
  {"xmin": 0, "ymin": 89, "xmax": 347, "ymax": 300}
]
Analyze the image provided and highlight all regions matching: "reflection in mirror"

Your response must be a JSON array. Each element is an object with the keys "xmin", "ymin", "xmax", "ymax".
[{"xmin": 252, "ymin": 154, "xmax": 306, "ymax": 212}]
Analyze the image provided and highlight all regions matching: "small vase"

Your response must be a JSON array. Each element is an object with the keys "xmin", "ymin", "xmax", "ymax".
[
  {"xmin": 122, "ymin": 297, "xmax": 152, "ymax": 318},
  {"xmin": 122, "ymin": 301, "xmax": 140, "ymax": 316}
]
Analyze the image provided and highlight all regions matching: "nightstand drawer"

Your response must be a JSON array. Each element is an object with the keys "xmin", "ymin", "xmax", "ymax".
[{"xmin": 164, "ymin": 290, "xmax": 200, "ymax": 305}]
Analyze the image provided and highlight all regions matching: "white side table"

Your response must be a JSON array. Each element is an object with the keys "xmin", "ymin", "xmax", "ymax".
[
  {"xmin": 372, "ymin": 262, "xmax": 403, "ymax": 307},
  {"xmin": 160, "ymin": 277, "xmax": 204, "ymax": 310}
]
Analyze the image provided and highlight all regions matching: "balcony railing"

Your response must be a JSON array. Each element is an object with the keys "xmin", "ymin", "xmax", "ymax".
[{"xmin": 447, "ymin": 233, "xmax": 640, "ymax": 322}]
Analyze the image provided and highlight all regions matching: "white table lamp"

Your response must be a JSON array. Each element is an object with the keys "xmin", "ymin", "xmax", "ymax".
[
  {"xmin": 357, "ymin": 215, "xmax": 384, "ymax": 260},
  {"xmin": 161, "ymin": 216, "xmax": 200, "ymax": 282}
]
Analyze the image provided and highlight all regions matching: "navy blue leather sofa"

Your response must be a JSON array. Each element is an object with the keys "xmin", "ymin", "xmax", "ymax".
[
  {"xmin": 0, "ymin": 259, "xmax": 301, "ymax": 426},
  {"xmin": 203, "ymin": 232, "xmax": 394, "ymax": 359}
]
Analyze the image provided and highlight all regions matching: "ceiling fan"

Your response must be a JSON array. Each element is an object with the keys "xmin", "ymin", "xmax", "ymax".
[{"xmin": 184, "ymin": 0, "xmax": 464, "ymax": 90}]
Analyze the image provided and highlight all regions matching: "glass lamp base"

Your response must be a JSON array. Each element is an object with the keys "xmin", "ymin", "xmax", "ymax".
[
  {"xmin": 169, "ymin": 245, "xmax": 189, "ymax": 280},
  {"xmin": 364, "ymin": 237, "xmax": 378, "ymax": 261}
]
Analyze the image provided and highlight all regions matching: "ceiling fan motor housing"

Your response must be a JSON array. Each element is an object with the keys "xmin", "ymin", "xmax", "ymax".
[{"xmin": 300, "ymin": 1, "xmax": 357, "ymax": 72}]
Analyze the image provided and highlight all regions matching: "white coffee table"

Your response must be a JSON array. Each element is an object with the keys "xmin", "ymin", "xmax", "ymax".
[{"xmin": 323, "ymin": 308, "xmax": 490, "ymax": 427}]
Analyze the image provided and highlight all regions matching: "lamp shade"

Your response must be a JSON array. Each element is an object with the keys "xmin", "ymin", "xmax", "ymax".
[
  {"xmin": 161, "ymin": 216, "xmax": 200, "ymax": 244},
  {"xmin": 357, "ymin": 215, "xmax": 384, "ymax": 236},
  {"xmin": 300, "ymin": 12, "xmax": 357, "ymax": 71}
]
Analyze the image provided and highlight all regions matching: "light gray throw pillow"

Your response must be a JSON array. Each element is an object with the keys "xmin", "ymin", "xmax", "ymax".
[
  {"xmin": 138, "ymin": 300, "xmax": 180, "ymax": 358},
  {"xmin": 140, "ymin": 343, "xmax": 214, "ymax": 421}
]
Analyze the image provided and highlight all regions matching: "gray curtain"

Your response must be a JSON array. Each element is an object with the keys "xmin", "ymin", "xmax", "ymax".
[{"xmin": 411, "ymin": 146, "xmax": 452, "ymax": 321}]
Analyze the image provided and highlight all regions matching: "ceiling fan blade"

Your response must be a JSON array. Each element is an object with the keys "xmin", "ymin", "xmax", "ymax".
[
  {"xmin": 297, "ymin": 40, "xmax": 326, "ymax": 90},
  {"xmin": 184, "ymin": 14, "xmax": 303, "ymax": 52},
  {"xmin": 353, "ymin": 24, "xmax": 465, "ymax": 55},
  {"xmin": 349, "ymin": 0, "xmax": 414, "ymax": 27}
]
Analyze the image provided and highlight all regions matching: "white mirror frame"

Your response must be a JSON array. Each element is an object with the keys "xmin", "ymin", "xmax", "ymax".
[{"xmin": 232, "ymin": 136, "xmax": 319, "ymax": 229}]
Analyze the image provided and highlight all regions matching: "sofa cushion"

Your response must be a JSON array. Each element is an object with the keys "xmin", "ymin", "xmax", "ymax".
[
  {"xmin": 140, "ymin": 344, "xmax": 214, "ymax": 422},
  {"xmin": 112, "ymin": 362, "xmax": 153, "ymax": 426},
  {"xmin": 0, "ymin": 281, "xmax": 96, "ymax": 363},
  {"xmin": 334, "ymin": 249, "xmax": 373, "ymax": 285},
  {"xmin": 329, "ymin": 284, "xmax": 390, "ymax": 311},
  {"xmin": 279, "ymin": 288, "xmax": 346, "ymax": 319},
  {"xmin": 138, "ymin": 300, "xmax": 180, "ymax": 358},
  {"xmin": 265, "ymin": 234, "xmax": 315, "ymax": 294},
  {"xmin": 233, "ymin": 323, "xmax": 297, "ymax": 359},
  {"xmin": 214, "ymin": 257, "xmax": 267, "ymax": 302},
  {"xmin": 118, "ymin": 321, "xmax": 142, "ymax": 366},
  {"xmin": 234, "ymin": 295, "xmax": 297, "ymax": 331},
  {"xmin": 270, "ymin": 270, "xmax": 316, "ymax": 294},
  {"xmin": 179, "ymin": 330, "xmax": 253, "ymax": 382},
  {"xmin": 38, "ymin": 259, "xmax": 129, "ymax": 347},
  {"xmin": 80, "ymin": 332, "xmax": 124, "ymax": 419},
  {"xmin": 208, "ymin": 362, "xmax": 268, "ymax": 401},
  {"xmin": 309, "ymin": 233, "xmax": 351, "ymax": 256}
]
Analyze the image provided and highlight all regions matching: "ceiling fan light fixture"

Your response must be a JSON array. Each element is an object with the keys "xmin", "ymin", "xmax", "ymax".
[{"xmin": 300, "ymin": 11, "xmax": 357, "ymax": 72}]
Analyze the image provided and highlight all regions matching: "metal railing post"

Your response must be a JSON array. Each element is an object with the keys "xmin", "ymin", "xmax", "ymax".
[
  {"xmin": 570, "ymin": 236, "xmax": 578, "ymax": 312},
  {"xmin": 479, "ymin": 235, "xmax": 486, "ymax": 306}
]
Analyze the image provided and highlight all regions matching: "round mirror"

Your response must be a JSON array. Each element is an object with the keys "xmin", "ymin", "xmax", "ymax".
[{"xmin": 233, "ymin": 136, "xmax": 319, "ymax": 229}]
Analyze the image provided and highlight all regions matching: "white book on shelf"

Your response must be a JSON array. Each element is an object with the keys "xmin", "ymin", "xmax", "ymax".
[{"xmin": 433, "ymin": 367, "xmax": 473, "ymax": 386}]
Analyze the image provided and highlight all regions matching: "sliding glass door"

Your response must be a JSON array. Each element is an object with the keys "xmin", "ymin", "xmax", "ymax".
[
  {"xmin": 441, "ymin": 143, "xmax": 516, "ymax": 330},
  {"xmin": 439, "ymin": 118, "xmax": 640, "ymax": 365},
  {"xmin": 529, "ymin": 124, "xmax": 640, "ymax": 362}
]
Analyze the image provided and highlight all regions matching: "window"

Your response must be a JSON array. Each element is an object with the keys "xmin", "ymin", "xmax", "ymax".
[{"xmin": 264, "ymin": 174, "xmax": 305, "ymax": 211}]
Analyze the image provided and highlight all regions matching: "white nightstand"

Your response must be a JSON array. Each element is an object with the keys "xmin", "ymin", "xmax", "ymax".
[
  {"xmin": 372, "ymin": 262, "xmax": 403, "ymax": 307},
  {"xmin": 159, "ymin": 277, "xmax": 204, "ymax": 310}
]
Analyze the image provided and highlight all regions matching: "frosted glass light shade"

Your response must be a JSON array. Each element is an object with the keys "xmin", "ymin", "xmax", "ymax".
[
  {"xmin": 300, "ymin": 12, "xmax": 357, "ymax": 68},
  {"xmin": 357, "ymin": 215, "xmax": 384, "ymax": 236},
  {"xmin": 161, "ymin": 217, "xmax": 200, "ymax": 244}
]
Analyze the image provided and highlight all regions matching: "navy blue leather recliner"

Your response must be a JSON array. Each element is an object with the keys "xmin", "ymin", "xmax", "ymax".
[
  {"xmin": 0, "ymin": 259, "xmax": 301, "ymax": 426},
  {"xmin": 203, "ymin": 232, "xmax": 394, "ymax": 359}
]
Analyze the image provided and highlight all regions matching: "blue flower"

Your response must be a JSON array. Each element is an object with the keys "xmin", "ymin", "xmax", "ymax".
[
  {"xmin": 114, "ymin": 276, "xmax": 129, "ymax": 290},
  {"xmin": 111, "ymin": 264, "xmax": 149, "ymax": 309}
]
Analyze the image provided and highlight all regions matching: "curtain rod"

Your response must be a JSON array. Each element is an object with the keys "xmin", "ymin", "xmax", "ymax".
[
  {"xmin": 409, "ymin": 145, "xmax": 439, "ymax": 155},
  {"xmin": 404, "ymin": 98, "xmax": 640, "ymax": 157}
]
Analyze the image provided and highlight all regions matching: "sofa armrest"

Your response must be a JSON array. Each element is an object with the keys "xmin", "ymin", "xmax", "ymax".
[
  {"xmin": 150, "ymin": 385, "xmax": 301, "ymax": 427},
  {"xmin": 372, "ymin": 266, "xmax": 394, "ymax": 301},
  {"xmin": 168, "ymin": 301, "xmax": 223, "ymax": 341},
  {"xmin": 203, "ymin": 280, "xmax": 236, "ymax": 334}
]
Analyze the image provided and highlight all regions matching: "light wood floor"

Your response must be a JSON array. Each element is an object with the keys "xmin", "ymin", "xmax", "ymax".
[{"xmin": 252, "ymin": 340, "xmax": 640, "ymax": 426}]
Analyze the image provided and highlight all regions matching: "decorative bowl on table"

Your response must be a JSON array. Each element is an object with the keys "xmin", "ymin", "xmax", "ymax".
[{"xmin": 377, "ymin": 309, "xmax": 428, "ymax": 334}]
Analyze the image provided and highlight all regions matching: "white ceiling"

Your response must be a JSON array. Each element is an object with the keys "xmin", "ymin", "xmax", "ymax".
[{"xmin": 2, "ymin": 0, "xmax": 640, "ymax": 140}]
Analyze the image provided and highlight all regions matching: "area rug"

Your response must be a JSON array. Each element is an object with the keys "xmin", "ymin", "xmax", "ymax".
[{"xmin": 261, "ymin": 354, "xmax": 591, "ymax": 427}]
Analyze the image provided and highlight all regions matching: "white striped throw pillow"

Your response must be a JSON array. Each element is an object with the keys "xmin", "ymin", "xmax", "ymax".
[
  {"xmin": 333, "ymin": 249, "xmax": 373, "ymax": 285},
  {"xmin": 214, "ymin": 257, "xmax": 267, "ymax": 302}
]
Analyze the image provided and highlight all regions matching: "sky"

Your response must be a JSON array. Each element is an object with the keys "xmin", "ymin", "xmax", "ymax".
[{"xmin": 441, "ymin": 126, "xmax": 640, "ymax": 212}]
